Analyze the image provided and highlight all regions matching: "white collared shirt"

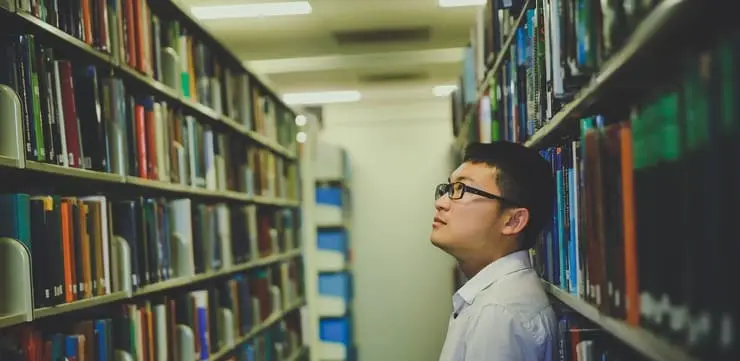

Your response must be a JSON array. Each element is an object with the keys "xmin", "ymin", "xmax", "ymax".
[{"xmin": 438, "ymin": 250, "xmax": 556, "ymax": 361}]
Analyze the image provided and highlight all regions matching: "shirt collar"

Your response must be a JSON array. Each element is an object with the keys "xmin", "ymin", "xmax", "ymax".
[{"xmin": 452, "ymin": 250, "xmax": 532, "ymax": 313}]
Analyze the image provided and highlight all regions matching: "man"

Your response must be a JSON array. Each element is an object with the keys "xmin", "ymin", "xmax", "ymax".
[{"xmin": 432, "ymin": 141, "xmax": 557, "ymax": 361}]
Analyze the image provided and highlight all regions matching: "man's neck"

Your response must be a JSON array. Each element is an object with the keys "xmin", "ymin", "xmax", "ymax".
[{"xmin": 458, "ymin": 247, "xmax": 521, "ymax": 279}]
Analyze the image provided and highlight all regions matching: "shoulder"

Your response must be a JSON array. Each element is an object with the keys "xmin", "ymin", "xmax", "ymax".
[
  {"xmin": 472, "ymin": 273, "xmax": 556, "ymax": 343},
  {"xmin": 477, "ymin": 268, "xmax": 551, "ymax": 312},
  {"xmin": 468, "ymin": 302, "xmax": 556, "ymax": 349}
]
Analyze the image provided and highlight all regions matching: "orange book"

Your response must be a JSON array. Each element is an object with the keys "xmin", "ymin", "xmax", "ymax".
[
  {"xmin": 146, "ymin": 305, "xmax": 155, "ymax": 361},
  {"xmin": 61, "ymin": 200, "xmax": 76, "ymax": 303},
  {"xmin": 135, "ymin": 103, "xmax": 148, "ymax": 178},
  {"xmin": 620, "ymin": 123, "xmax": 639, "ymax": 325},
  {"xmin": 81, "ymin": 0, "xmax": 93, "ymax": 44}
]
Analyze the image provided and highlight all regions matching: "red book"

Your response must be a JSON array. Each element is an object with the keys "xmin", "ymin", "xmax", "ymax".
[
  {"xmin": 135, "ymin": 102, "xmax": 148, "ymax": 178},
  {"xmin": 58, "ymin": 61, "xmax": 82, "ymax": 168}
]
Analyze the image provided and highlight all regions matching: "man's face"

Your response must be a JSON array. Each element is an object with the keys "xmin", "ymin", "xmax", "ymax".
[{"xmin": 430, "ymin": 162, "xmax": 506, "ymax": 255}]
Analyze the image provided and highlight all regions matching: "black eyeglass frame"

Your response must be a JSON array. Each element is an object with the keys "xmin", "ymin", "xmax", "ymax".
[{"xmin": 435, "ymin": 182, "xmax": 522, "ymax": 207}]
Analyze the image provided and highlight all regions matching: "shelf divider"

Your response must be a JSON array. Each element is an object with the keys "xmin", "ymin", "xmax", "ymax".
[{"xmin": 0, "ymin": 237, "xmax": 34, "ymax": 327}]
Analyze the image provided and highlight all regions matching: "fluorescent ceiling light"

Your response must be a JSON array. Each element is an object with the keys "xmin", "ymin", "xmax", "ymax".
[
  {"xmin": 295, "ymin": 114, "xmax": 307, "ymax": 126},
  {"xmin": 283, "ymin": 90, "xmax": 361, "ymax": 105},
  {"xmin": 433, "ymin": 85, "xmax": 457, "ymax": 97},
  {"xmin": 191, "ymin": 1, "xmax": 312, "ymax": 20},
  {"xmin": 296, "ymin": 131, "xmax": 308, "ymax": 143},
  {"xmin": 438, "ymin": 0, "xmax": 486, "ymax": 7}
]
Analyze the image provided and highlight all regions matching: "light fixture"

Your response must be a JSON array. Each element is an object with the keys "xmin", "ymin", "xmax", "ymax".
[
  {"xmin": 191, "ymin": 1, "xmax": 312, "ymax": 20},
  {"xmin": 295, "ymin": 114, "xmax": 307, "ymax": 126},
  {"xmin": 433, "ymin": 85, "xmax": 457, "ymax": 97},
  {"xmin": 296, "ymin": 131, "xmax": 307, "ymax": 143},
  {"xmin": 282, "ymin": 90, "xmax": 361, "ymax": 105},
  {"xmin": 438, "ymin": 0, "xmax": 486, "ymax": 7}
]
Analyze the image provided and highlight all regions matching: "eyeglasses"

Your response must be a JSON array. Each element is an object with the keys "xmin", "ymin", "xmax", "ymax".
[{"xmin": 434, "ymin": 182, "xmax": 521, "ymax": 206}]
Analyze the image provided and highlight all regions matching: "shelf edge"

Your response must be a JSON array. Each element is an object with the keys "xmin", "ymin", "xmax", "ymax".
[{"xmin": 542, "ymin": 281, "xmax": 701, "ymax": 361}]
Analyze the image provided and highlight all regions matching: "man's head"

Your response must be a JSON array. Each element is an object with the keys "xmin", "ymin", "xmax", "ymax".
[{"xmin": 430, "ymin": 141, "xmax": 555, "ymax": 260}]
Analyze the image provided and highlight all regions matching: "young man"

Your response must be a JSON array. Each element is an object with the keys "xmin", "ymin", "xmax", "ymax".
[{"xmin": 431, "ymin": 141, "xmax": 556, "ymax": 361}]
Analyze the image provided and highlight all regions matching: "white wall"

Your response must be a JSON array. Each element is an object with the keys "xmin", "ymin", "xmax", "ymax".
[{"xmin": 320, "ymin": 97, "xmax": 456, "ymax": 361}]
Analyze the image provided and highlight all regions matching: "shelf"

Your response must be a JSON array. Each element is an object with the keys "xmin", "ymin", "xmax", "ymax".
[
  {"xmin": 125, "ymin": 176, "xmax": 236, "ymax": 201},
  {"xmin": 319, "ymin": 341, "xmax": 347, "ymax": 361},
  {"xmin": 524, "ymin": 0, "xmax": 690, "ymax": 149},
  {"xmin": 253, "ymin": 195, "xmax": 301, "ymax": 208},
  {"xmin": 10, "ymin": 10, "xmax": 111, "ymax": 64},
  {"xmin": 316, "ymin": 223, "xmax": 346, "ymax": 229},
  {"xmin": 318, "ymin": 297, "xmax": 347, "ymax": 318},
  {"xmin": 33, "ymin": 291, "xmax": 130, "ymax": 319},
  {"xmin": 0, "ymin": 312, "xmax": 30, "ymax": 329},
  {"xmin": 17, "ymin": 163, "xmax": 299, "ymax": 206},
  {"xmin": 453, "ymin": 0, "xmax": 532, "ymax": 150},
  {"xmin": 247, "ymin": 130, "xmax": 297, "ymax": 160},
  {"xmin": 208, "ymin": 298, "xmax": 306, "ymax": 361},
  {"xmin": 114, "ymin": 63, "xmax": 182, "ymax": 104},
  {"xmin": 219, "ymin": 115, "xmax": 249, "ymax": 135},
  {"xmin": 25, "ymin": 161, "xmax": 125, "ymax": 183},
  {"xmin": 23, "ymin": 250, "xmax": 302, "ymax": 323},
  {"xmin": 0, "ymin": 155, "xmax": 22, "ymax": 168},
  {"xmin": 475, "ymin": 0, "xmax": 533, "ymax": 95},
  {"xmin": 542, "ymin": 281, "xmax": 701, "ymax": 361},
  {"xmin": 146, "ymin": 0, "xmax": 296, "ymax": 119},
  {"xmin": 284, "ymin": 346, "xmax": 308, "ymax": 361},
  {"xmin": 133, "ymin": 249, "xmax": 302, "ymax": 299},
  {"xmin": 0, "ymin": 7, "xmax": 299, "ymax": 162}
]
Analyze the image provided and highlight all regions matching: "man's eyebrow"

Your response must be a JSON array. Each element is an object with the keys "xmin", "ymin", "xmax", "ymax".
[{"xmin": 450, "ymin": 176, "xmax": 473, "ymax": 183}]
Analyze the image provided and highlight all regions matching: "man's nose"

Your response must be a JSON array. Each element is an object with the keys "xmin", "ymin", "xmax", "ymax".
[{"xmin": 435, "ymin": 194, "xmax": 450, "ymax": 211}]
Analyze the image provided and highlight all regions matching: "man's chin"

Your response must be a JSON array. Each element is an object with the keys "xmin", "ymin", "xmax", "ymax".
[{"xmin": 430, "ymin": 232, "xmax": 449, "ymax": 250}]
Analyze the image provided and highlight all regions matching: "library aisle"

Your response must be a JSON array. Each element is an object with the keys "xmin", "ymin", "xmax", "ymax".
[{"xmin": 0, "ymin": 0, "xmax": 732, "ymax": 361}]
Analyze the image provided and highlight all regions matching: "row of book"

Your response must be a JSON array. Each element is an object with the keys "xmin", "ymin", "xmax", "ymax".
[
  {"xmin": 11, "ymin": 0, "xmax": 298, "ymax": 150},
  {"xmin": 453, "ymin": 0, "xmax": 667, "ymax": 143},
  {"xmin": 551, "ymin": 310, "xmax": 648, "ymax": 361},
  {"xmin": 451, "ymin": 0, "xmax": 518, "ymax": 136},
  {"xmin": 0, "ymin": 193, "xmax": 302, "ymax": 310},
  {"xmin": 0, "ymin": 275, "xmax": 304, "ymax": 361},
  {"xmin": 0, "ymin": 33, "xmax": 298, "ymax": 200},
  {"xmin": 530, "ymin": 30, "xmax": 740, "ymax": 361}
]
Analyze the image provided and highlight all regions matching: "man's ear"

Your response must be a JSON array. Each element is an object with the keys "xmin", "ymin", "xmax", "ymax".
[{"xmin": 501, "ymin": 208, "xmax": 530, "ymax": 236}]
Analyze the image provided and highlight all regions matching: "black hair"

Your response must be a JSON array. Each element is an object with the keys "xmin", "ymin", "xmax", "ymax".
[{"xmin": 463, "ymin": 141, "xmax": 555, "ymax": 249}]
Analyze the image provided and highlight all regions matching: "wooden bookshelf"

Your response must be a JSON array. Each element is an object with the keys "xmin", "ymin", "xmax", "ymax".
[
  {"xmin": 0, "ymin": 0, "xmax": 309, "ymax": 358},
  {"xmin": 448, "ymin": 0, "xmax": 727, "ymax": 361},
  {"xmin": 543, "ymin": 282, "xmax": 701, "ymax": 361},
  {"xmin": 207, "ymin": 297, "xmax": 306, "ymax": 361}
]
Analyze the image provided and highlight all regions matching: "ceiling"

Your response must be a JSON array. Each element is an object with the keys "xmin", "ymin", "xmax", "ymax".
[{"xmin": 177, "ymin": 0, "xmax": 479, "ymax": 102}]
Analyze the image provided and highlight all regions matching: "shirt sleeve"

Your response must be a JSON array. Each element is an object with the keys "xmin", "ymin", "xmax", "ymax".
[{"xmin": 464, "ymin": 304, "xmax": 528, "ymax": 361}]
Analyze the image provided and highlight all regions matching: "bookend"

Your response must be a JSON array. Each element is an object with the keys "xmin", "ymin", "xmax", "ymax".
[
  {"xmin": 0, "ymin": 237, "xmax": 34, "ymax": 323},
  {"xmin": 0, "ymin": 85, "xmax": 27, "ymax": 167},
  {"xmin": 270, "ymin": 285, "xmax": 283, "ymax": 313},
  {"xmin": 218, "ymin": 308, "xmax": 235, "ymax": 349},
  {"xmin": 172, "ymin": 233, "xmax": 195, "ymax": 278},
  {"xmin": 111, "ymin": 235, "xmax": 133, "ymax": 294},
  {"xmin": 0, "ymin": 0, "xmax": 15, "ymax": 11},
  {"xmin": 176, "ymin": 324, "xmax": 197, "ymax": 361},
  {"xmin": 113, "ymin": 350, "xmax": 134, "ymax": 361},
  {"xmin": 161, "ymin": 48, "xmax": 180, "ymax": 91}
]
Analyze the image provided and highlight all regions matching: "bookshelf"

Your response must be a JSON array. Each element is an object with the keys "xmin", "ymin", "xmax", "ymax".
[
  {"xmin": 450, "ymin": 0, "xmax": 728, "ymax": 361},
  {"xmin": 543, "ymin": 282, "xmax": 700, "ymax": 361},
  {"xmin": 312, "ymin": 140, "xmax": 354, "ymax": 361},
  {"xmin": 0, "ymin": 0, "xmax": 308, "ymax": 360}
]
